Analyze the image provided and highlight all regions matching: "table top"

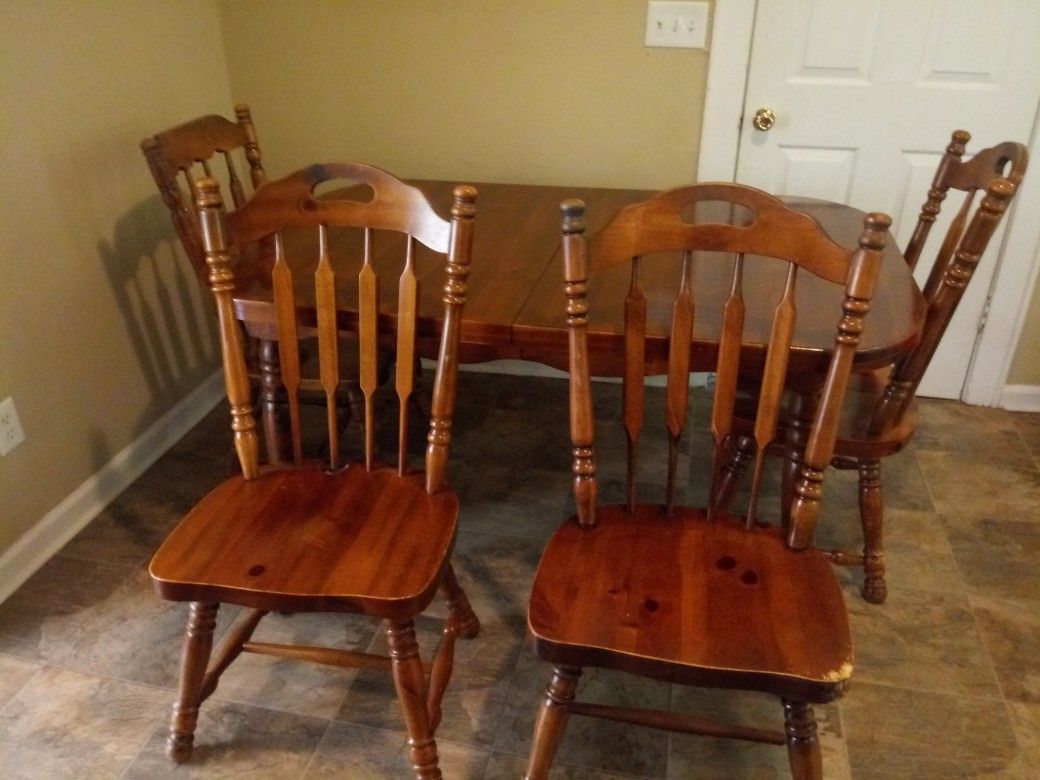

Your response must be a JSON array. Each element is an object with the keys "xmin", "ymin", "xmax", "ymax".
[{"xmin": 233, "ymin": 180, "xmax": 925, "ymax": 376}]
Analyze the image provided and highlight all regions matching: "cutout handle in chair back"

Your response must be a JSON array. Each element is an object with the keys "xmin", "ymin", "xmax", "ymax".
[
  {"xmin": 903, "ymin": 130, "xmax": 1027, "ymax": 273},
  {"xmin": 195, "ymin": 164, "xmax": 476, "ymax": 493},
  {"xmin": 561, "ymin": 184, "xmax": 889, "ymax": 549}
]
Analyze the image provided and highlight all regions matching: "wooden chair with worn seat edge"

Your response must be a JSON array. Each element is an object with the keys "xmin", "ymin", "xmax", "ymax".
[
  {"xmin": 523, "ymin": 184, "xmax": 889, "ymax": 779},
  {"xmin": 715, "ymin": 130, "xmax": 1026, "ymax": 603},
  {"xmin": 148, "ymin": 163, "xmax": 480, "ymax": 780}
]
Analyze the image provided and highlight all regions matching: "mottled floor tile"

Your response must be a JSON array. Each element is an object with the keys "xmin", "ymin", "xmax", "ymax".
[
  {"xmin": 847, "ymin": 585, "xmax": 1002, "ymax": 699},
  {"xmin": 1010, "ymin": 410, "xmax": 1040, "ymax": 461},
  {"xmin": 336, "ymin": 610, "xmax": 523, "ymax": 749},
  {"xmin": 447, "ymin": 529, "xmax": 544, "ymax": 621},
  {"xmin": 495, "ymin": 652, "xmax": 671, "ymax": 778},
  {"xmin": 1006, "ymin": 700, "xmax": 1040, "ymax": 767},
  {"xmin": 668, "ymin": 687, "xmax": 849, "ymax": 779},
  {"xmin": 452, "ymin": 464, "xmax": 570, "ymax": 544},
  {"xmin": 305, "ymin": 721, "xmax": 489, "ymax": 778},
  {"xmin": 0, "ymin": 654, "xmax": 40, "ymax": 709},
  {"xmin": 124, "ymin": 699, "xmax": 327, "ymax": 778},
  {"xmin": 822, "ymin": 508, "xmax": 962, "ymax": 596},
  {"xmin": 212, "ymin": 610, "xmax": 378, "ymax": 719},
  {"xmin": 0, "ymin": 556, "xmax": 132, "ymax": 663},
  {"xmin": 0, "ymin": 666, "xmax": 165, "ymax": 779},
  {"xmin": 915, "ymin": 399, "xmax": 1028, "ymax": 458},
  {"xmin": 971, "ymin": 594, "xmax": 1040, "ymax": 704},
  {"xmin": 944, "ymin": 514, "xmax": 1040, "ymax": 604},
  {"xmin": 915, "ymin": 447, "xmax": 1040, "ymax": 518},
  {"xmin": 842, "ymin": 681, "xmax": 1022, "ymax": 778},
  {"xmin": 485, "ymin": 750, "xmax": 652, "ymax": 779},
  {"xmin": 58, "ymin": 492, "xmax": 181, "ymax": 572},
  {"xmin": 53, "ymin": 567, "xmax": 239, "ymax": 689}
]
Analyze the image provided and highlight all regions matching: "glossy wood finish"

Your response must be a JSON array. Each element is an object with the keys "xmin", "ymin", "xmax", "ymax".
[
  {"xmin": 525, "ymin": 185, "xmax": 886, "ymax": 779},
  {"xmin": 141, "ymin": 107, "xmax": 361, "ymax": 465},
  {"xmin": 723, "ymin": 133, "xmax": 1027, "ymax": 604},
  {"xmin": 236, "ymin": 183, "xmax": 923, "ymax": 376},
  {"xmin": 141, "ymin": 105, "xmax": 267, "ymax": 283},
  {"xmin": 149, "ymin": 164, "xmax": 480, "ymax": 777}
]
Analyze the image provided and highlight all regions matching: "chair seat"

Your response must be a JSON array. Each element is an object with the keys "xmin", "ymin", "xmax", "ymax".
[
  {"xmin": 527, "ymin": 506, "xmax": 852, "ymax": 703},
  {"xmin": 735, "ymin": 368, "xmax": 919, "ymax": 460},
  {"xmin": 149, "ymin": 464, "xmax": 458, "ymax": 618}
]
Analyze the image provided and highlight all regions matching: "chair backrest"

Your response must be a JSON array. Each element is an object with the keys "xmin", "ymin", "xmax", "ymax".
[
  {"xmin": 141, "ymin": 104, "xmax": 267, "ymax": 284},
  {"xmin": 195, "ymin": 163, "xmax": 477, "ymax": 494},
  {"xmin": 870, "ymin": 132, "xmax": 1025, "ymax": 432},
  {"xmin": 562, "ymin": 183, "xmax": 889, "ymax": 549}
]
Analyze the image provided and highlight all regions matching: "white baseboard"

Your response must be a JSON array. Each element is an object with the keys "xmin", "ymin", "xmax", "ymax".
[
  {"xmin": 0, "ymin": 370, "xmax": 225, "ymax": 604},
  {"xmin": 1000, "ymin": 384, "xmax": 1040, "ymax": 412}
]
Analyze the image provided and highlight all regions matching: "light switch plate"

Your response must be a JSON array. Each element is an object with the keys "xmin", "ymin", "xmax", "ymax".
[{"xmin": 645, "ymin": 1, "xmax": 710, "ymax": 49}]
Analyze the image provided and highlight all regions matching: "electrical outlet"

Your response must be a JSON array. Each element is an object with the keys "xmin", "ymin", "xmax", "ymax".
[
  {"xmin": 645, "ymin": 1, "xmax": 709, "ymax": 49},
  {"xmin": 0, "ymin": 397, "xmax": 26, "ymax": 456}
]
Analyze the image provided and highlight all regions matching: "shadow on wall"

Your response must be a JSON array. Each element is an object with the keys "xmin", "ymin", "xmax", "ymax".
[{"xmin": 96, "ymin": 194, "xmax": 220, "ymax": 468}]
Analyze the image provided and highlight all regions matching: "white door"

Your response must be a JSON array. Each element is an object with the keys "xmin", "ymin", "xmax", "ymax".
[{"xmin": 734, "ymin": 0, "xmax": 1040, "ymax": 398}]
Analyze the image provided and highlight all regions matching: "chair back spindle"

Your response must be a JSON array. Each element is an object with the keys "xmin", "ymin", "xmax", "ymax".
[
  {"xmin": 622, "ymin": 259, "xmax": 646, "ymax": 514},
  {"xmin": 665, "ymin": 251, "xmax": 694, "ymax": 515},
  {"xmin": 358, "ymin": 227, "xmax": 379, "ymax": 470},
  {"xmin": 706, "ymin": 253, "xmax": 745, "ymax": 519},
  {"xmin": 194, "ymin": 163, "xmax": 475, "ymax": 488},
  {"xmin": 563, "ymin": 184, "xmax": 889, "ymax": 549},
  {"xmin": 870, "ymin": 177, "xmax": 1018, "ymax": 433},
  {"xmin": 868, "ymin": 132, "xmax": 1027, "ymax": 434}
]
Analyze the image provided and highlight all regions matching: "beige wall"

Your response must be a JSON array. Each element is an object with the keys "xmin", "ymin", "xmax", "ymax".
[
  {"xmin": 0, "ymin": 1, "xmax": 230, "ymax": 555},
  {"xmin": 1008, "ymin": 275, "xmax": 1040, "ymax": 384},
  {"xmin": 218, "ymin": 0, "xmax": 710, "ymax": 190}
]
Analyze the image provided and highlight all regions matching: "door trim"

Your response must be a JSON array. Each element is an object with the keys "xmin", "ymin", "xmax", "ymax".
[
  {"xmin": 699, "ymin": 0, "xmax": 1040, "ymax": 406},
  {"xmin": 697, "ymin": 0, "xmax": 757, "ymax": 181}
]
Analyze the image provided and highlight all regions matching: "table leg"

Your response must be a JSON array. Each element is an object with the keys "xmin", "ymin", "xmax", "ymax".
[{"xmin": 258, "ymin": 339, "xmax": 290, "ymax": 464}]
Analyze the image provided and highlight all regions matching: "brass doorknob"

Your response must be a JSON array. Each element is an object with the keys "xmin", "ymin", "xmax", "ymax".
[{"xmin": 752, "ymin": 107, "xmax": 776, "ymax": 131}]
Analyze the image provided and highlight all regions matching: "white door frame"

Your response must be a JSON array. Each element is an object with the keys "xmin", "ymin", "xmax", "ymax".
[{"xmin": 698, "ymin": 0, "xmax": 1040, "ymax": 407}]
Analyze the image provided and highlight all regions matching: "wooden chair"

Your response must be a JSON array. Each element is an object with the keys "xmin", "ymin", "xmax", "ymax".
[
  {"xmin": 141, "ymin": 106, "xmax": 363, "ymax": 463},
  {"xmin": 716, "ymin": 131, "xmax": 1027, "ymax": 603},
  {"xmin": 524, "ymin": 184, "xmax": 890, "ymax": 779},
  {"xmin": 141, "ymin": 104, "xmax": 267, "ymax": 284},
  {"xmin": 149, "ymin": 163, "xmax": 480, "ymax": 779}
]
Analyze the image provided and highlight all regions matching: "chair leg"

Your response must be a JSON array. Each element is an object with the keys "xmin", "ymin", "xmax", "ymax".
[
  {"xmin": 524, "ymin": 666, "xmax": 581, "ymax": 780},
  {"xmin": 426, "ymin": 564, "xmax": 480, "ymax": 730},
  {"xmin": 782, "ymin": 699, "xmax": 823, "ymax": 780},
  {"xmin": 441, "ymin": 563, "xmax": 480, "ymax": 639},
  {"xmin": 858, "ymin": 459, "xmax": 887, "ymax": 604},
  {"xmin": 386, "ymin": 619, "xmax": 442, "ymax": 780},
  {"xmin": 167, "ymin": 602, "xmax": 219, "ymax": 763}
]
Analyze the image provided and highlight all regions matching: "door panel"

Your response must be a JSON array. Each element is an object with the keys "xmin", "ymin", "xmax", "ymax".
[{"xmin": 736, "ymin": 0, "xmax": 1040, "ymax": 398}]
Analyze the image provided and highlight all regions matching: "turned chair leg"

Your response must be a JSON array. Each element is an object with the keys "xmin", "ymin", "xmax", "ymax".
[
  {"xmin": 858, "ymin": 459, "xmax": 887, "ymax": 603},
  {"xmin": 386, "ymin": 619, "xmax": 442, "ymax": 780},
  {"xmin": 441, "ymin": 563, "xmax": 479, "ymax": 639},
  {"xmin": 524, "ymin": 666, "xmax": 581, "ymax": 780},
  {"xmin": 782, "ymin": 698, "xmax": 823, "ymax": 780},
  {"xmin": 426, "ymin": 564, "xmax": 480, "ymax": 730},
  {"xmin": 167, "ymin": 602, "xmax": 219, "ymax": 763}
]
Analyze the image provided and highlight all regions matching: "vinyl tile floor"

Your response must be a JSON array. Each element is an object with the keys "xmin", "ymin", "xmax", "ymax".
[{"xmin": 1, "ymin": 372, "xmax": 1038, "ymax": 778}]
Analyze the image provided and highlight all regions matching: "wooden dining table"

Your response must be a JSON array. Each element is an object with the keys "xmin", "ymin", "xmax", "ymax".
[{"xmin": 229, "ymin": 180, "xmax": 925, "ymax": 454}]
